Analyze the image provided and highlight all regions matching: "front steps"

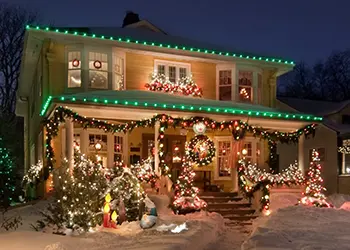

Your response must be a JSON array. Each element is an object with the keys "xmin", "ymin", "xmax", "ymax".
[{"xmin": 200, "ymin": 192, "xmax": 258, "ymax": 225}]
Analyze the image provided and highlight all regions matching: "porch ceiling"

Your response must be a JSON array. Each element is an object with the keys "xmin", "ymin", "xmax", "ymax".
[{"xmin": 43, "ymin": 91, "xmax": 320, "ymax": 131}]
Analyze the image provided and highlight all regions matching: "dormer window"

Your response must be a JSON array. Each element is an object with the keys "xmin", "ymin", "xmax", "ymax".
[
  {"xmin": 89, "ymin": 52, "xmax": 108, "ymax": 89},
  {"xmin": 68, "ymin": 51, "xmax": 81, "ymax": 88},
  {"xmin": 154, "ymin": 60, "xmax": 190, "ymax": 83}
]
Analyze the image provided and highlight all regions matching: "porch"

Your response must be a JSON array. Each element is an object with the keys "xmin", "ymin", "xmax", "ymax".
[{"xmin": 41, "ymin": 90, "xmax": 317, "ymax": 194}]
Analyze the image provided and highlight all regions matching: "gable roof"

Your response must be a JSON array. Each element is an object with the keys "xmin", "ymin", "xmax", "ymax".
[
  {"xmin": 124, "ymin": 20, "xmax": 167, "ymax": 34},
  {"xmin": 40, "ymin": 90, "xmax": 322, "ymax": 122},
  {"xmin": 26, "ymin": 25, "xmax": 295, "ymax": 67},
  {"xmin": 278, "ymin": 97, "xmax": 350, "ymax": 116}
]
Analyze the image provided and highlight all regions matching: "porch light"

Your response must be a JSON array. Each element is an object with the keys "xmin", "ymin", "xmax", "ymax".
[
  {"xmin": 95, "ymin": 142, "xmax": 102, "ymax": 151},
  {"xmin": 242, "ymin": 149, "xmax": 248, "ymax": 155}
]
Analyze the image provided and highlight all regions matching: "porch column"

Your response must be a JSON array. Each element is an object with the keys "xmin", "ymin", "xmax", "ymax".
[
  {"xmin": 80, "ymin": 129, "xmax": 88, "ymax": 155},
  {"xmin": 154, "ymin": 121, "xmax": 160, "ymax": 175},
  {"xmin": 298, "ymin": 135, "xmax": 305, "ymax": 173},
  {"xmin": 65, "ymin": 119, "xmax": 74, "ymax": 172}
]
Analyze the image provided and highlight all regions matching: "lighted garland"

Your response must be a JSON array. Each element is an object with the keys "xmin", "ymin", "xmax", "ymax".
[
  {"xmin": 145, "ymin": 73, "xmax": 203, "ymax": 98},
  {"xmin": 338, "ymin": 140, "xmax": 350, "ymax": 154},
  {"xmin": 187, "ymin": 135, "xmax": 215, "ymax": 166},
  {"xmin": 43, "ymin": 107, "xmax": 317, "ymax": 179},
  {"xmin": 238, "ymin": 159, "xmax": 305, "ymax": 211}
]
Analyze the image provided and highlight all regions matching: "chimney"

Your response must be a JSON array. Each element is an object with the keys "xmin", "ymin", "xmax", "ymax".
[{"xmin": 122, "ymin": 11, "xmax": 140, "ymax": 27}]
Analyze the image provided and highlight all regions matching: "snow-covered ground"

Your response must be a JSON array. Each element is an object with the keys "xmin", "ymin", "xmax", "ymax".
[
  {"xmin": 243, "ymin": 193, "xmax": 350, "ymax": 250},
  {"xmin": 0, "ymin": 195, "xmax": 249, "ymax": 250}
]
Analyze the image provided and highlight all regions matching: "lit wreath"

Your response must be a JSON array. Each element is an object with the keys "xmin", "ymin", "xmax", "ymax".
[
  {"xmin": 93, "ymin": 60, "xmax": 102, "ymax": 69},
  {"xmin": 187, "ymin": 135, "xmax": 215, "ymax": 166},
  {"xmin": 72, "ymin": 59, "xmax": 80, "ymax": 67}
]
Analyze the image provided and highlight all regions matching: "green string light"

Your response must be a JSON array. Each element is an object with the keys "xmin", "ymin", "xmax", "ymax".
[
  {"xmin": 39, "ymin": 96, "xmax": 323, "ymax": 121},
  {"xmin": 26, "ymin": 25, "xmax": 295, "ymax": 66}
]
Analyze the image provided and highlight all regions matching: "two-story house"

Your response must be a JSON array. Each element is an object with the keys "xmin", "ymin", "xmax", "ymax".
[{"xmin": 17, "ymin": 13, "xmax": 321, "ymax": 195}]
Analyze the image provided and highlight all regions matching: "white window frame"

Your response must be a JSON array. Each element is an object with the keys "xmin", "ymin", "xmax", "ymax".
[
  {"xmin": 88, "ymin": 51, "xmax": 109, "ymax": 89},
  {"xmin": 66, "ymin": 49, "xmax": 83, "ymax": 89},
  {"xmin": 235, "ymin": 66, "xmax": 262, "ymax": 104},
  {"xmin": 74, "ymin": 128, "xmax": 127, "ymax": 168},
  {"xmin": 243, "ymin": 137, "xmax": 263, "ymax": 165},
  {"xmin": 214, "ymin": 136, "xmax": 234, "ymax": 180},
  {"xmin": 112, "ymin": 50, "xmax": 126, "ymax": 90},
  {"xmin": 216, "ymin": 64, "xmax": 236, "ymax": 101},
  {"xmin": 154, "ymin": 59, "xmax": 191, "ymax": 81}
]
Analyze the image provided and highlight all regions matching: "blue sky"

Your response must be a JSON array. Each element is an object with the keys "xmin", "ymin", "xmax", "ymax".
[{"xmin": 11, "ymin": 0, "xmax": 350, "ymax": 64}]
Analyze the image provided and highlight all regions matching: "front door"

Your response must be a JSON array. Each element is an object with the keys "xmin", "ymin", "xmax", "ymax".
[{"xmin": 142, "ymin": 134, "xmax": 186, "ymax": 183}]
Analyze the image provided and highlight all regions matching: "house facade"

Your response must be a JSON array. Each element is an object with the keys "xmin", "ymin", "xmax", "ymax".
[
  {"xmin": 17, "ymin": 17, "xmax": 320, "ymax": 196},
  {"xmin": 278, "ymin": 97, "xmax": 350, "ymax": 194}
]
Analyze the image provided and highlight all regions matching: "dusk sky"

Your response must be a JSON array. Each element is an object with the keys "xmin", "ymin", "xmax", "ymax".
[{"xmin": 12, "ymin": 0, "xmax": 350, "ymax": 64}]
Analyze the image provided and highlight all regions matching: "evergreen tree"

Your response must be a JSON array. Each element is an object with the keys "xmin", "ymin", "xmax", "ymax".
[
  {"xmin": 0, "ymin": 137, "xmax": 15, "ymax": 208},
  {"xmin": 299, "ymin": 149, "xmax": 332, "ymax": 207},
  {"xmin": 40, "ymin": 152, "xmax": 107, "ymax": 232},
  {"xmin": 172, "ymin": 159, "xmax": 206, "ymax": 214},
  {"xmin": 107, "ymin": 162, "xmax": 145, "ymax": 222}
]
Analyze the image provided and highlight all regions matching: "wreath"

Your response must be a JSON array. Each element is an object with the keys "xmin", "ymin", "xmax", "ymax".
[
  {"xmin": 93, "ymin": 60, "xmax": 102, "ymax": 69},
  {"xmin": 72, "ymin": 59, "xmax": 80, "ymax": 67},
  {"xmin": 187, "ymin": 135, "xmax": 215, "ymax": 166}
]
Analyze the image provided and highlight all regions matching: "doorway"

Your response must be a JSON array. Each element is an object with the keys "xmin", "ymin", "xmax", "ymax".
[{"xmin": 142, "ymin": 134, "xmax": 186, "ymax": 183}]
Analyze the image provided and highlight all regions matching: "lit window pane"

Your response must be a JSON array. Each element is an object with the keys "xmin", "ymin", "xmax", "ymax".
[
  {"xmin": 239, "ymin": 71, "xmax": 253, "ymax": 102},
  {"xmin": 113, "ymin": 54, "xmax": 124, "ymax": 90},
  {"xmin": 89, "ymin": 52, "xmax": 108, "ymax": 89},
  {"xmin": 218, "ymin": 141, "xmax": 232, "ymax": 177},
  {"xmin": 219, "ymin": 70, "xmax": 232, "ymax": 101},
  {"xmin": 158, "ymin": 65, "xmax": 165, "ymax": 75},
  {"xmin": 219, "ymin": 86, "xmax": 232, "ymax": 101},
  {"xmin": 68, "ymin": 51, "xmax": 81, "ymax": 88}
]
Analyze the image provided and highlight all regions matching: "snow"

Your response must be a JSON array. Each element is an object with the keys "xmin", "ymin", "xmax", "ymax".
[
  {"xmin": 243, "ymin": 194, "xmax": 350, "ymax": 250},
  {"xmin": 0, "ymin": 195, "xmax": 236, "ymax": 250}
]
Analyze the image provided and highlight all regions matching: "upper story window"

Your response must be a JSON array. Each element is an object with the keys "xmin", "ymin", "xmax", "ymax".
[
  {"xmin": 342, "ymin": 115, "xmax": 350, "ymax": 124},
  {"xmin": 155, "ymin": 60, "xmax": 190, "ymax": 83},
  {"xmin": 238, "ymin": 71, "xmax": 253, "ymax": 102},
  {"xmin": 68, "ymin": 51, "xmax": 81, "ymax": 88},
  {"xmin": 89, "ymin": 52, "xmax": 108, "ymax": 89},
  {"xmin": 218, "ymin": 70, "xmax": 232, "ymax": 101},
  {"xmin": 66, "ymin": 47, "xmax": 125, "ymax": 91},
  {"xmin": 113, "ymin": 53, "xmax": 124, "ymax": 90},
  {"xmin": 216, "ymin": 65, "xmax": 261, "ymax": 104}
]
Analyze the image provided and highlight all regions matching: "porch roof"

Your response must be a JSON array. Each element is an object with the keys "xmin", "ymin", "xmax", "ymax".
[{"xmin": 42, "ymin": 90, "xmax": 323, "ymax": 122}]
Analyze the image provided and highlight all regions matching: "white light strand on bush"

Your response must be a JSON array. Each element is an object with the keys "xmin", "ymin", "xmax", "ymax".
[{"xmin": 22, "ymin": 161, "xmax": 43, "ymax": 186}]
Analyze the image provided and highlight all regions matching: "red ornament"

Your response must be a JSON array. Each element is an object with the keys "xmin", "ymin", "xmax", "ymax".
[
  {"xmin": 72, "ymin": 59, "xmax": 80, "ymax": 68},
  {"xmin": 93, "ymin": 60, "xmax": 102, "ymax": 69}
]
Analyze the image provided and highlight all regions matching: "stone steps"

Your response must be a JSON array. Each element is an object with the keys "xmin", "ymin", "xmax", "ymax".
[{"xmin": 200, "ymin": 191, "xmax": 257, "ymax": 225}]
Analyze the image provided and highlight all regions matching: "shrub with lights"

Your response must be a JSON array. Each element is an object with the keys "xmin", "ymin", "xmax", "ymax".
[
  {"xmin": 22, "ymin": 161, "xmax": 43, "ymax": 200},
  {"xmin": 107, "ymin": 162, "xmax": 145, "ymax": 222},
  {"xmin": 130, "ymin": 157, "xmax": 158, "ymax": 187},
  {"xmin": 0, "ymin": 137, "xmax": 15, "ymax": 208},
  {"xmin": 298, "ymin": 149, "xmax": 332, "ymax": 208},
  {"xmin": 238, "ymin": 159, "xmax": 305, "ymax": 213},
  {"xmin": 39, "ymin": 152, "xmax": 108, "ymax": 233},
  {"xmin": 145, "ymin": 73, "xmax": 203, "ymax": 98}
]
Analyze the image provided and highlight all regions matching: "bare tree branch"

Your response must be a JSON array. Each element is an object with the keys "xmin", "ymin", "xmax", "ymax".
[{"xmin": 0, "ymin": 3, "xmax": 37, "ymax": 113}]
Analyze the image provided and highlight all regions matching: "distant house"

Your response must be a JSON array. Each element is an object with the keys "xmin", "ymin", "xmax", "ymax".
[{"xmin": 278, "ymin": 97, "xmax": 350, "ymax": 194}]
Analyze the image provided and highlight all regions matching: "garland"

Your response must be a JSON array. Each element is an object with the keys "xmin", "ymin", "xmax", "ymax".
[
  {"xmin": 238, "ymin": 159, "xmax": 305, "ymax": 212},
  {"xmin": 43, "ymin": 107, "xmax": 317, "ymax": 179},
  {"xmin": 145, "ymin": 73, "xmax": 203, "ymax": 98},
  {"xmin": 338, "ymin": 140, "xmax": 350, "ymax": 154},
  {"xmin": 186, "ymin": 135, "xmax": 215, "ymax": 166}
]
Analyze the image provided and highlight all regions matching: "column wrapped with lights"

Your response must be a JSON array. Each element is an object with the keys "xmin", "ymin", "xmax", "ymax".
[{"xmin": 299, "ymin": 149, "xmax": 332, "ymax": 208}]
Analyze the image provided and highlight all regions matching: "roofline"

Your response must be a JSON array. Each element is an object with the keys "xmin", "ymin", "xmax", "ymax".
[
  {"xmin": 26, "ymin": 24, "xmax": 295, "ymax": 67},
  {"xmin": 40, "ymin": 95, "xmax": 323, "ymax": 122}
]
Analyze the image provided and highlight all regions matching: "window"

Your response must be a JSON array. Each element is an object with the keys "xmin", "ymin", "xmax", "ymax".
[
  {"xmin": 89, "ymin": 52, "xmax": 108, "ymax": 89},
  {"xmin": 114, "ymin": 135, "xmax": 124, "ymax": 162},
  {"xmin": 68, "ymin": 51, "xmax": 81, "ymax": 88},
  {"xmin": 113, "ymin": 53, "xmax": 124, "ymax": 90},
  {"xmin": 217, "ymin": 140, "xmax": 232, "ymax": 177},
  {"xmin": 238, "ymin": 71, "xmax": 253, "ymax": 102},
  {"xmin": 154, "ymin": 60, "xmax": 190, "ymax": 83},
  {"xmin": 308, "ymin": 148, "xmax": 326, "ymax": 162},
  {"xmin": 243, "ymin": 138, "xmax": 261, "ymax": 164},
  {"xmin": 88, "ymin": 133, "xmax": 108, "ymax": 167},
  {"xmin": 218, "ymin": 70, "xmax": 232, "ymax": 101},
  {"xmin": 344, "ymin": 154, "xmax": 350, "ymax": 174}
]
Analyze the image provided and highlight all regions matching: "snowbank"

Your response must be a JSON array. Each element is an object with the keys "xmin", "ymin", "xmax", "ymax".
[
  {"xmin": 243, "ymin": 205, "xmax": 350, "ymax": 250},
  {"xmin": 1, "ymin": 196, "xmax": 225, "ymax": 250}
]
